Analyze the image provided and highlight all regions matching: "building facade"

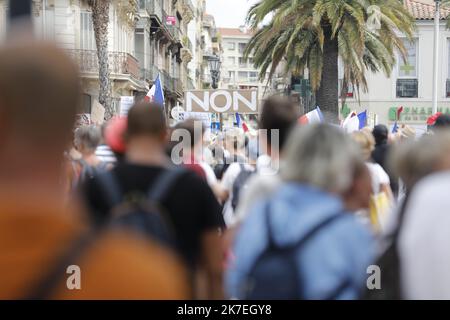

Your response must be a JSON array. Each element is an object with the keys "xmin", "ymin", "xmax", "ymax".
[
  {"xmin": 218, "ymin": 26, "xmax": 269, "ymax": 103},
  {"xmin": 342, "ymin": 0, "xmax": 450, "ymax": 133},
  {"xmin": 0, "ymin": 0, "xmax": 206, "ymax": 122}
]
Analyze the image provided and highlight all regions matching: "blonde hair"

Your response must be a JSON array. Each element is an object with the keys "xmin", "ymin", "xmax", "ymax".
[{"xmin": 351, "ymin": 130, "xmax": 375, "ymax": 161}]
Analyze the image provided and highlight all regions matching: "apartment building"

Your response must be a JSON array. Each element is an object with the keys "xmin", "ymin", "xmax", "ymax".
[
  {"xmin": 218, "ymin": 26, "xmax": 269, "ymax": 103},
  {"xmin": 0, "ymin": 0, "xmax": 203, "ymax": 120},
  {"xmin": 201, "ymin": 13, "xmax": 221, "ymax": 89}
]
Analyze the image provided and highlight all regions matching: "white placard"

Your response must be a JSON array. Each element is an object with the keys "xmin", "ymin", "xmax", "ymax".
[
  {"xmin": 120, "ymin": 96, "xmax": 135, "ymax": 116},
  {"xmin": 178, "ymin": 111, "xmax": 211, "ymax": 128}
]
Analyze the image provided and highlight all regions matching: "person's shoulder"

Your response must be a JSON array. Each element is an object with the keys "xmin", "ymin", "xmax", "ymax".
[{"xmin": 60, "ymin": 231, "xmax": 190, "ymax": 299}]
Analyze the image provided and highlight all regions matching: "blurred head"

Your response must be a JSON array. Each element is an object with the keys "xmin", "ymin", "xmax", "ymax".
[
  {"xmin": 433, "ymin": 114, "xmax": 450, "ymax": 130},
  {"xmin": 351, "ymin": 130, "xmax": 375, "ymax": 162},
  {"xmin": 125, "ymin": 102, "xmax": 167, "ymax": 144},
  {"xmin": 104, "ymin": 116, "xmax": 127, "ymax": 161},
  {"xmin": 390, "ymin": 130, "xmax": 450, "ymax": 192},
  {"xmin": 74, "ymin": 125, "xmax": 101, "ymax": 156},
  {"xmin": 173, "ymin": 119, "xmax": 205, "ymax": 149},
  {"xmin": 259, "ymin": 96, "xmax": 298, "ymax": 153},
  {"xmin": 281, "ymin": 124, "xmax": 363, "ymax": 195},
  {"xmin": 373, "ymin": 125, "xmax": 388, "ymax": 146},
  {"xmin": 0, "ymin": 41, "xmax": 80, "ymax": 183}
]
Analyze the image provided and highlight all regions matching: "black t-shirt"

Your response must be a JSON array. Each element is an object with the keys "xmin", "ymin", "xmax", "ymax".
[{"xmin": 82, "ymin": 162, "xmax": 225, "ymax": 267}]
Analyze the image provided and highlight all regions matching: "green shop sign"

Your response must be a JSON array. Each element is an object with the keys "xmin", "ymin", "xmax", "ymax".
[{"xmin": 388, "ymin": 106, "xmax": 450, "ymax": 122}]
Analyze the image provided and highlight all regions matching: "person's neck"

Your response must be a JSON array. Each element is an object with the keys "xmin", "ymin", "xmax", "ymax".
[
  {"xmin": 81, "ymin": 152, "xmax": 99, "ymax": 166},
  {"xmin": 126, "ymin": 137, "xmax": 168, "ymax": 167}
]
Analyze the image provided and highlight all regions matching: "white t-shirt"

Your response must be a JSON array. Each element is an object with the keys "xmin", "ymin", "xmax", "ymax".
[
  {"xmin": 221, "ymin": 162, "xmax": 254, "ymax": 226},
  {"xmin": 399, "ymin": 172, "xmax": 450, "ymax": 299},
  {"xmin": 366, "ymin": 162, "xmax": 390, "ymax": 194}
]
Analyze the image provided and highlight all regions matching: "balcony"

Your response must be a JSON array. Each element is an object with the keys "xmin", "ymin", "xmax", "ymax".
[
  {"xmin": 68, "ymin": 50, "xmax": 141, "ymax": 81},
  {"xmin": 141, "ymin": 65, "xmax": 160, "ymax": 82},
  {"xmin": 139, "ymin": 0, "xmax": 163, "ymax": 22}
]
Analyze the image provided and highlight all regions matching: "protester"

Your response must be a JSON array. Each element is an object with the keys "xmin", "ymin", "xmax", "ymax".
[
  {"xmin": 72, "ymin": 125, "xmax": 110, "ymax": 185},
  {"xmin": 0, "ymin": 41, "xmax": 188, "ymax": 299},
  {"xmin": 95, "ymin": 122, "xmax": 117, "ymax": 166},
  {"xmin": 226, "ymin": 124, "xmax": 375, "ymax": 299},
  {"xmin": 372, "ymin": 124, "xmax": 398, "ymax": 196},
  {"xmin": 82, "ymin": 102, "xmax": 225, "ymax": 299},
  {"xmin": 218, "ymin": 128, "xmax": 254, "ymax": 226},
  {"xmin": 233, "ymin": 96, "xmax": 299, "ymax": 225}
]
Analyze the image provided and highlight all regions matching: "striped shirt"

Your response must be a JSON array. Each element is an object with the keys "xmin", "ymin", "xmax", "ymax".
[{"xmin": 95, "ymin": 144, "xmax": 116, "ymax": 166}]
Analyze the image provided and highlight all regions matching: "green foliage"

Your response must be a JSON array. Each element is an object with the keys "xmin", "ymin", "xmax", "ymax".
[{"xmin": 245, "ymin": 0, "xmax": 416, "ymax": 95}]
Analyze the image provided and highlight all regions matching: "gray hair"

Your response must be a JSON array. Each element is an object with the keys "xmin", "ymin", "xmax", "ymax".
[
  {"xmin": 74, "ymin": 125, "xmax": 101, "ymax": 152},
  {"xmin": 281, "ymin": 124, "xmax": 363, "ymax": 193},
  {"xmin": 390, "ymin": 130, "xmax": 450, "ymax": 191}
]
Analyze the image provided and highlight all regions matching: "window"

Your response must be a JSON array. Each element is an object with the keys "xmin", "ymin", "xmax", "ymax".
[
  {"xmin": 228, "ymin": 42, "xmax": 235, "ymax": 50},
  {"xmin": 81, "ymin": 94, "xmax": 92, "ymax": 114},
  {"xmin": 397, "ymin": 40, "xmax": 418, "ymax": 98},
  {"xmin": 397, "ymin": 79, "xmax": 418, "ymax": 98},
  {"xmin": 239, "ymin": 57, "xmax": 247, "ymax": 68},
  {"xmin": 228, "ymin": 71, "xmax": 235, "ymax": 81},
  {"xmin": 80, "ymin": 12, "xmax": 96, "ymax": 50},
  {"xmin": 227, "ymin": 57, "xmax": 235, "ymax": 65},
  {"xmin": 398, "ymin": 40, "xmax": 417, "ymax": 78},
  {"xmin": 135, "ymin": 31, "xmax": 145, "ymax": 69},
  {"xmin": 238, "ymin": 71, "xmax": 248, "ymax": 80},
  {"xmin": 238, "ymin": 43, "xmax": 246, "ymax": 54},
  {"xmin": 248, "ymin": 57, "xmax": 254, "ymax": 66},
  {"xmin": 249, "ymin": 72, "xmax": 258, "ymax": 82}
]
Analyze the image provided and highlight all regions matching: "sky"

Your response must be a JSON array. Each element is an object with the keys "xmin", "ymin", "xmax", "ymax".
[{"xmin": 205, "ymin": 0, "xmax": 259, "ymax": 28}]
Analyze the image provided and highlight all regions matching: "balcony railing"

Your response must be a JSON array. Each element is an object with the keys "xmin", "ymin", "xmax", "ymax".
[
  {"xmin": 68, "ymin": 50, "xmax": 141, "ymax": 80},
  {"xmin": 160, "ymin": 70, "xmax": 175, "ymax": 92}
]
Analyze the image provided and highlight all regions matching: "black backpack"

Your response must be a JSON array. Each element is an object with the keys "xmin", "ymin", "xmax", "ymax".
[
  {"xmin": 241, "ymin": 204, "xmax": 347, "ymax": 299},
  {"xmin": 95, "ymin": 168, "xmax": 186, "ymax": 248},
  {"xmin": 231, "ymin": 163, "xmax": 255, "ymax": 211},
  {"xmin": 362, "ymin": 191, "xmax": 411, "ymax": 300}
]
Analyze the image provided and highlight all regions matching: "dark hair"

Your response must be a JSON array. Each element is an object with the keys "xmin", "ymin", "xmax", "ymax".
[
  {"xmin": 259, "ymin": 96, "xmax": 298, "ymax": 150},
  {"xmin": 126, "ymin": 102, "xmax": 166, "ymax": 138},
  {"xmin": 434, "ymin": 114, "xmax": 450, "ymax": 129},
  {"xmin": 372, "ymin": 124, "xmax": 388, "ymax": 145},
  {"xmin": 173, "ymin": 119, "xmax": 205, "ymax": 147}
]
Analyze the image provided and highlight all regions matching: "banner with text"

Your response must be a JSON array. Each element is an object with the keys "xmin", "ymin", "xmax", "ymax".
[{"xmin": 185, "ymin": 89, "xmax": 258, "ymax": 114}]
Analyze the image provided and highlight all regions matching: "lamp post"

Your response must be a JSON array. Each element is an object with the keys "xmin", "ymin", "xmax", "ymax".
[
  {"xmin": 209, "ymin": 54, "xmax": 221, "ymax": 130},
  {"xmin": 432, "ymin": 0, "xmax": 441, "ymax": 115},
  {"xmin": 209, "ymin": 54, "xmax": 221, "ymax": 90}
]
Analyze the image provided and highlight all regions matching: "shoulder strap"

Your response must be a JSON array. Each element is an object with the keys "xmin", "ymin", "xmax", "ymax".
[
  {"xmin": 24, "ymin": 232, "xmax": 96, "ymax": 300},
  {"xmin": 147, "ymin": 168, "xmax": 187, "ymax": 202},
  {"xmin": 265, "ymin": 203, "xmax": 345, "ymax": 251},
  {"xmin": 95, "ymin": 171, "xmax": 123, "ymax": 208}
]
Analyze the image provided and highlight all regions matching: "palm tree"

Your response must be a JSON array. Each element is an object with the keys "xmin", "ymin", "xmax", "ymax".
[
  {"xmin": 245, "ymin": 0, "xmax": 416, "ymax": 122},
  {"xmin": 88, "ymin": 0, "xmax": 113, "ymax": 120}
]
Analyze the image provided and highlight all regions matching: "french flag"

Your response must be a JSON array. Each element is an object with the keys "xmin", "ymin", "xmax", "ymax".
[
  {"xmin": 144, "ymin": 74, "xmax": 165, "ymax": 106},
  {"xmin": 342, "ymin": 110, "xmax": 367, "ymax": 133},
  {"xmin": 235, "ymin": 113, "xmax": 249, "ymax": 132},
  {"xmin": 298, "ymin": 107, "xmax": 324, "ymax": 124}
]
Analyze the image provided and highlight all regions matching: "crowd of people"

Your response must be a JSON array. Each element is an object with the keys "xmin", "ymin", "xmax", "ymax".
[{"xmin": 4, "ymin": 40, "xmax": 450, "ymax": 300}]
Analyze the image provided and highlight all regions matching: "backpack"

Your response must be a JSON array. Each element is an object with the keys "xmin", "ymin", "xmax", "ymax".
[
  {"xmin": 76, "ymin": 159, "xmax": 108, "ymax": 185},
  {"xmin": 242, "ymin": 204, "xmax": 346, "ymax": 299},
  {"xmin": 362, "ymin": 191, "xmax": 411, "ymax": 300},
  {"xmin": 95, "ymin": 168, "xmax": 186, "ymax": 248},
  {"xmin": 231, "ymin": 163, "xmax": 255, "ymax": 211}
]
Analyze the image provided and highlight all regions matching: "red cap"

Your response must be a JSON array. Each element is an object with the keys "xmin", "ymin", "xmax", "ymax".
[
  {"xmin": 104, "ymin": 116, "xmax": 127, "ymax": 154},
  {"xmin": 427, "ymin": 112, "xmax": 442, "ymax": 126}
]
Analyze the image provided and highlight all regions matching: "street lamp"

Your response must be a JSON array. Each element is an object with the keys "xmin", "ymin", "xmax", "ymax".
[
  {"xmin": 432, "ymin": 0, "xmax": 441, "ymax": 114},
  {"xmin": 209, "ymin": 54, "xmax": 221, "ymax": 89}
]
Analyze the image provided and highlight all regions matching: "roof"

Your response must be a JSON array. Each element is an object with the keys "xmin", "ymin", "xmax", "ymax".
[
  {"xmin": 404, "ymin": 0, "xmax": 450, "ymax": 20},
  {"xmin": 218, "ymin": 27, "xmax": 254, "ymax": 37}
]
